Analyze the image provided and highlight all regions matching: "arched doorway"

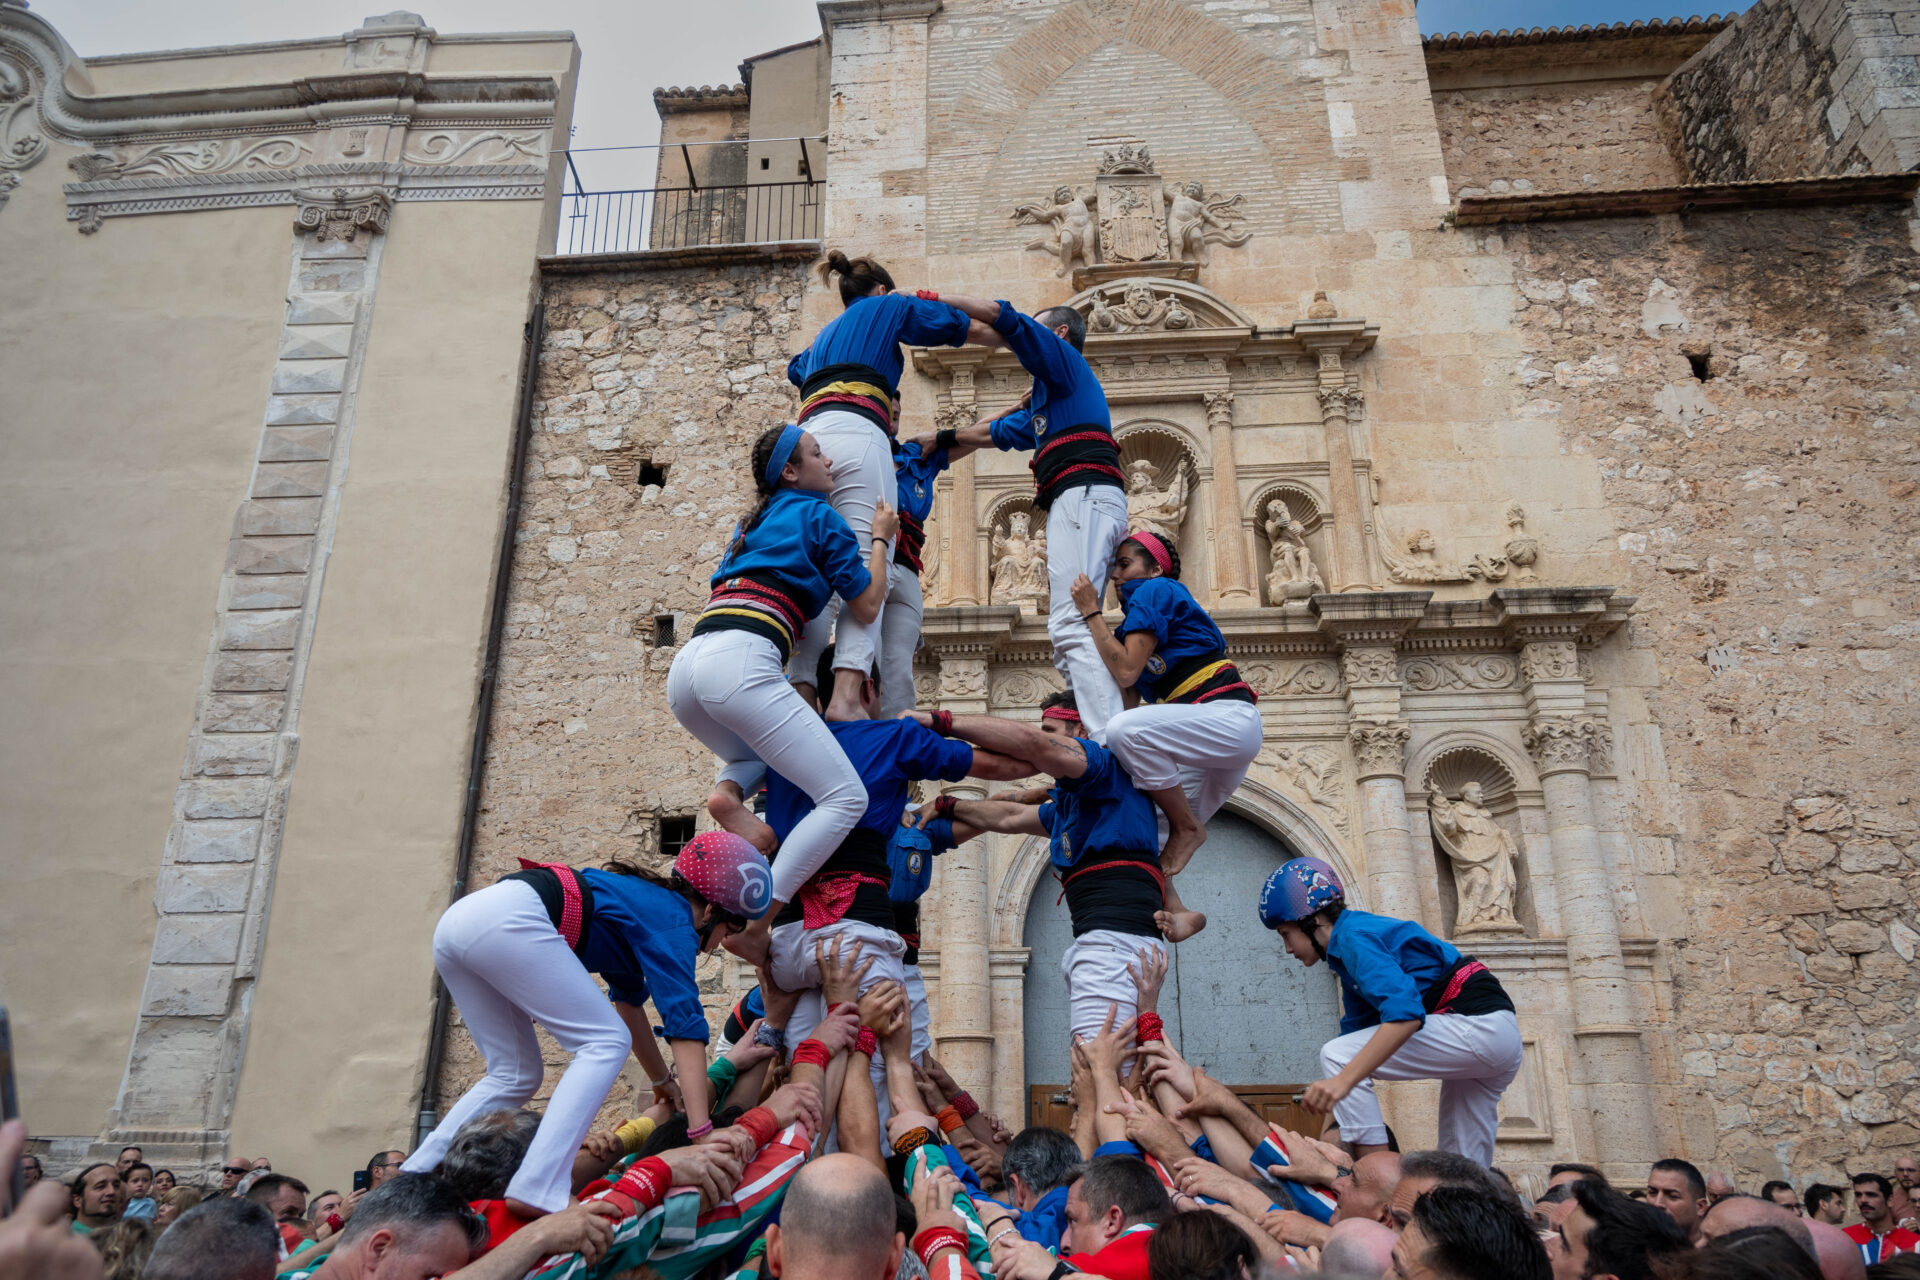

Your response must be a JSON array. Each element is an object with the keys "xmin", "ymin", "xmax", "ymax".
[{"xmin": 1019, "ymin": 810, "xmax": 1344, "ymax": 1125}]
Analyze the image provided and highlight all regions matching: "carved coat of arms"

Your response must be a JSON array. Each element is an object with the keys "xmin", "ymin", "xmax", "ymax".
[{"xmin": 1095, "ymin": 145, "xmax": 1168, "ymax": 264}]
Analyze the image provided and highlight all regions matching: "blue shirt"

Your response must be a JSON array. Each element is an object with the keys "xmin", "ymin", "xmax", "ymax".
[
  {"xmin": 713, "ymin": 487, "xmax": 870, "ymax": 620},
  {"xmin": 985, "ymin": 301, "xmax": 1112, "ymax": 452},
  {"xmin": 786, "ymin": 292, "xmax": 971, "ymax": 392},
  {"xmin": 1114, "ymin": 577, "xmax": 1227, "ymax": 701},
  {"xmin": 1038, "ymin": 739, "xmax": 1160, "ymax": 868},
  {"xmin": 576, "ymin": 869, "xmax": 709, "ymax": 1042},
  {"xmin": 1324, "ymin": 908, "xmax": 1463, "ymax": 1034},
  {"xmin": 765, "ymin": 719, "xmax": 976, "ymax": 841},
  {"xmin": 894, "ymin": 440, "xmax": 952, "ymax": 524},
  {"xmin": 976, "ymin": 1183, "xmax": 1072, "ymax": 1253}
]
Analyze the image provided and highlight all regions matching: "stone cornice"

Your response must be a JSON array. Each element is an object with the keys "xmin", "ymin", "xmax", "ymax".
[
  {"xmin": 818, "ymin": 0, "xmax": 943, "ymax": 26},
  {"xmin": 1453, "ymin": 174, "xmax": 1920, "ymax": 226}
]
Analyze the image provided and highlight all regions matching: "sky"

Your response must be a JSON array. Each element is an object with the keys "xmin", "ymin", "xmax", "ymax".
[{"xmin": 34, "ymin": 0, "xmax": 1745, "ymax": 190}]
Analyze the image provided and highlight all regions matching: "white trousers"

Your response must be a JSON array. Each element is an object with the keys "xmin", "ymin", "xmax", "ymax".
[
  {"xmin": 772, "ymin": 919, "xmax": 909, "ymax": 1146},
  {"xmin": 1319, "ymin": 1009, "xmax": 1522, "ymax": 1166},
  {"xmin": 878, "ymin": 561, "xmax": 924, "ymax": 720},
  {"xmin": 789, "ymin": 410, "xmax": 896, "ymax": 681},
  {"xmin": 403, "ymin": 880, "xmax": 633, "ymax": 1212},
  {"xmin": 666, "ymin": 630, "xmax": 864, "ymax": 902},
  {"xmin": 1107, "ymin": 699, "xmax": 1264, "ymax": 818},
  {"xmin": 1062, "ymin": 929, "xmax": 1167, "ymax": 1047},
  {"xmin": 903, "ymin": 963, "xmax": 934, "ymax": 1062},
  {"xmin": 1045, "ymin": 485, "xmax": 1129, "ymax": 742}
]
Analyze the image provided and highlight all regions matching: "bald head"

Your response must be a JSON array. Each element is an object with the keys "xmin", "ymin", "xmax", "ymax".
[
  {"xmin": 1702, "ymin": 1195, "xmax": 1814, "ymax": 1257},
  {"xmin": 1334, "ymin": 1152, "xmax": 1402, "ymax": 1227},
  {"xmin": 770, "ymin": 1153, "xmax": 902, "ymax": 1279},
  {"xmin": 1805, "ymin": 1219, "xmax": 1869, "ymax": 1280},
  {"xmin": 1321, "ymin": 1218, "xmax": 1398, "ymax": 1275},
  {"xmin": 1706, "ymin": 1171, "xmax": 1738, "ymax": 1199}
]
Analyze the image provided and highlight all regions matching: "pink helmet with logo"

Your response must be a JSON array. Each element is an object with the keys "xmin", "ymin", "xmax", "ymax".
[{"xmin": 674, "ymin": 831, "xmax": 773, "ymax": 920}]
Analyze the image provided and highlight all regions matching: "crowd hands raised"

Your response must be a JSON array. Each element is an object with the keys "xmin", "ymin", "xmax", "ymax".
[{"xmin": 10, "ymin": 942, "xmax": 1916, "ymax": 1280}]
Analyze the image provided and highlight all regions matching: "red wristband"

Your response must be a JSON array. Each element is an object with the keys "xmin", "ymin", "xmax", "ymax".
[
  {"xmin": 934, "ymin": 793, "xmax": 958, "ymax": 818},
  {"xmin": 914, "ymin": 1226, "xmax": 969, "ymax": 1270},
  {"xmin": 736, "ymin": 1105, "xmax": 779, "ymax": 1149},
  {"xmin": 854, "ymin": 1027, "xmax": 878, "ymax": 1058},
  {"xmin": 612, "ymin": 1156, "xmax": 674, "ymax": 1210},
  {"xmin": 915, "ymin": 289, "xmax": 941, "ymax": 302},
  {"xmin": 929, "ymin": 709, "xmax": 954, "ymax": 736},
  {"xmin": 952, "ymin": 1090, "xmax": 979, "ymax": 1120},
  {"xmin": 325, "ymin": 1213, "xmax": 344, "ymax": 1232},
  {"xmin": 791, "ymin": 1038, "xmax": 831, "ymax": 1069},
  {"xmin": 938, "ymin": 1104, "xmax": 966, "ymax": 1134},
  {"xmin": 1136, "ymin": 1012, "xmax": 1165, "ymax": 1043}
]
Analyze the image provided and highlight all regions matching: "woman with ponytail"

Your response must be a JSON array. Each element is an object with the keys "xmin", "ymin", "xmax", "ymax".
[
  {"xmin": 403, "ymin": 833, "xmax": 773, "ymax": 1219},
  {"xmin": 667, "ymin": 423, "xmax": 897, "ymax": 964},
  {"xmin": 1066, "ymin": 532, "xmax": 1264, "ymax": 941},
  {"xmin": 785, "ymin": 251, "xmax": 1002, "ymax": 721}
]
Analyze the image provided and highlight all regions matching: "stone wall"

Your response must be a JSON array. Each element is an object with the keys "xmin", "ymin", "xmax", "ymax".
[
  {"xmin": 1500, "ymin": 201, "xmax": 1920, "ymax": 1180},
  {"xmin": 1433, "ymin": 80, "xmax": 1683, "ymax": 197},
  {"xmin": 430, "ymin": 250, "xmax": 810, "ymax": 1122}
]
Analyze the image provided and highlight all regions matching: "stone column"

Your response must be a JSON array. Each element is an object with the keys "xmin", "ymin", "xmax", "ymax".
[
  {"xmin": 1315, "ymin": 384, "xmax": 1372, "ymax": 591},
  {"xmin": 931, "ymin": 653, "xmax": 993, "ymax": 1089},
  {"xmin": 1203, "ymin": 391, "xmax": 1256, "ymax": 605},
  {"xmin": 945, "ymin": 440, "xmax": 981, "ymax": 607},
  {"xmin": 1519, "ymin": 641, "xmax": 1657, "ymax": 1164}
]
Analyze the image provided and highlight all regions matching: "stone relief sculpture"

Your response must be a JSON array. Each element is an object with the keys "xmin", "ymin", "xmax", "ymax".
[
  {"xmin": 0, "ymin": 49, "xmax": 47, "ymax": 215},
  {"xmin": 1014, "ymin": 185, "xmax": 1098, "ymax": 278},
  {"xmin": 1429, "ymin": 784, "xmax": 1525, "ymax": 936},
  {"xmin": 1263, "ymin": 501, "xmax": 1325, "ymax": 603},
  {"xmin": 1085, "ymin": 283, "xmax": 1200, "ymax": 334},
  {"xmin": 990, "ymin": 510, "xmax": 1049, "ymax": 612},
  {"xmin": 1503, "ymin": 505, "xmax": 1540, "ymax": 580},
  {"xmin": 1164, "ymin": 180, "xmax": 1251, "ymax": 265},
  {"xmin": 1125, "ymin": 457, "xmax": 1190, "ymax": 544},
  {"xmin": 69, "ymin": 136, "xmax": 314, "ymax": 182},
  {"xmin": 1257, "ymin": 742, "xmax": 1351, "ymax": 834},
  {"xmin": 1378, "ymin": 518, "xmax": 1512, "ymax": 585}
]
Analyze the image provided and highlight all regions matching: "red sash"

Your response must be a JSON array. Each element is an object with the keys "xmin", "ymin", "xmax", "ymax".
[
  {"xmin": 797, "ymin": 872, "xmax": 891, "ymax": 930},
  {"xmin": 515, "ymin": 858, "xmax": 586, "ymax": 950}
]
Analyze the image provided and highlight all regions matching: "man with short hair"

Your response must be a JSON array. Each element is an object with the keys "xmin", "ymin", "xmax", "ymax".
[
  {"xmin": 1894, "ymin": 1156, "xmax": 1919, "ymax": 1230},
  {"xmin": 1058, "ymin": 1155, "xmax": 1169, "ymax": 1280},
  {"xmin": 988, "ymin": 1126, "xmax": 1082, "ymax": 1250},
  {"xmin": 1393, "ymin": 1183, "xmax": 1550, "ymax": 1280},
  {"xmin": 1807, "ymin": 1183, "xmax": 1848, "ymax": 1225},
  {"xmin": 766, "ymin": 1152, "xmax": 903, "ymax": 1280},
  {"xmin": 143, "ymin": 1196, "xmax": 281, "ymax": 1280},
  {"xmin": 366, "ymin": 1149, "xmax": 406, "ymax": 1191},
  {"xmin": 115, "ymin": 1146, "xmax": 142, "ymax": 1175},
  {"xmin": 1761, "ymin": 1180, "xmax": 1801, "ymax": 1213},
  {"xmin": 1645, "ymin": 1158, "xmax": 1710, "ymax": 1244},
  {"xmin": 68, "ymin": 1162, "xmax": 123, "ymax": 1234},
  {"xmin": 294, "ymin": 1174, "xmax": 488, "ymax": 1279},
  {"xmin": 1554, "ymin": 1179, "xmax": 1690, "ymax": 1280},
  {"xmin": 18, "ymin": 1152, "xmax": 42, "ymax": 1189},
  {"xmin": 221, "ymin": 1157, "xmax": 255, "ymax": 1195},
  {"xmin": 1699, "ymin": 1193, "xmax": 1817, "ymax": 1259},
  {"xmin": 1337, "ymin": 1151, "xmax": 1403, "ymax": 1227},
  {"xmin": 1389, "ymin": 1150, "xmax": 1517, "ymax": 1229},
  {"xmin": 1705, "ymin": 1171, "xmax": 1738, "ymax": 1203},
  {"xmin": 1843, "ymin": 1173, "xmax": 1919, "ymax": 1264},
  {"xmin": 1549, "ymin": 1163, "xmax": 1609, "ymax": 1190},
  {"xmin": 247, "ymin": 1173, "xmax": 311, "ymax": 1257}
]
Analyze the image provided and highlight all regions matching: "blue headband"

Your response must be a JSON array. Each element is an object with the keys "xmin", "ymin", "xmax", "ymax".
[{"xmin": 764, "ymin": 424, "xmax": 803, "ymax": 487}]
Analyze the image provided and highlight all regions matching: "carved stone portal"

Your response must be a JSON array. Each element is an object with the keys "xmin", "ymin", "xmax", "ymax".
[
  {"xmin": 1429, "ymin": 784, "xmax": 1525, "ymax": 936},
  {"xmin": 989, "ymin": 509, "xmax": 1048, "ymax": 613}
]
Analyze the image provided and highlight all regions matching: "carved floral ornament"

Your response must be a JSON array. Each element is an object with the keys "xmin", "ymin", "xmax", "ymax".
[
  {"xmin": 1521, "ymin": 716, "xmax": 1608, "ymax": 774},
  {"xmin": 294, "ymin": 186, "xmax": 393, "ymax": 242},
  {"xmin": 1349, "ymin": 719, "xmax": 1412, "ymax": 779}
]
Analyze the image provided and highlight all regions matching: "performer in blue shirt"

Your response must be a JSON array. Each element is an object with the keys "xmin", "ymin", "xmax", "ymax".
[
  {"xmin": 1258, "ymin": 857, "xmax": 1522, "ymax": 1167},
  {"xmin": 906, "ymin": 691, "xmax": 1169, "ymax": 1046},
  {"xmin": 1070, "ymin": 530, "xmax": 1265, "ymax": 941},
  {"xmin": 889, "ymin": 807, "xmax": 958, "ymax": 1061},
  {"xmin": 878, "ymin": 430, "xmax": 979, "ymax": 718},
  {"xmin": 402, "ymin": 833, "xmax": 772, "ymax": 1215},
  {"xmin": 908, "ymin": 298, "xmax": 1130, "ymax": 741},
  {"xmin": 785, "ymin": 251, "xmax": 996, "ymax": 723},
  {"xmin": 667, "ymin": 423, "xmax": 896, "ymax": 966}
]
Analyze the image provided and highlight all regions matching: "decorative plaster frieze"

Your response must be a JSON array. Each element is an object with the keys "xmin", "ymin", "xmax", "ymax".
[{"xmin": 1400, "ymin": 654, "xmax": 1519, "ymax": 691}]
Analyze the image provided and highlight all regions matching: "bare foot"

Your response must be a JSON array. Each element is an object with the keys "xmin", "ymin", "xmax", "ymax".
[
  {"xmin": 1159, "ymin": 823, "xmax": 1207, "ymax": 876},
  {"xmin": 1156, "ymin": 908, "xmax": 1208, "ymax": 943},
  {"xmin": 823, "ymin": 695, "xmax": 864, "ymax": 722},
  {"xmin": 708, "ymin": 788, "xmax": 776, "ymax": 855}
]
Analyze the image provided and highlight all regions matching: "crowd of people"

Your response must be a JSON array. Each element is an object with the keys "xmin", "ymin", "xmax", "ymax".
[{"xmin": 5, "ymin": 252, "xmax": 1917, "ymax": 1280}]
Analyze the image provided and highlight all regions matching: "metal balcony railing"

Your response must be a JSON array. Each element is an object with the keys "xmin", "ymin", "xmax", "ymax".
[{"xmin": 554, "ymin": 138, "xmax": 825, "ymax": 256}]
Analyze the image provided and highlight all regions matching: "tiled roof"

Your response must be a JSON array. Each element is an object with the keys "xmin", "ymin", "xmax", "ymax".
[{"xmin": 1423, "ymin": 15, "xmax": 1733, "ymax": 51}]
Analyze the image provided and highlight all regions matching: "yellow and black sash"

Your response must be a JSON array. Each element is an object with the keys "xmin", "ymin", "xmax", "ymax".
[
  {"xmin": 690, "ymin": 574, "xmax": 810, "ymax": 663},
  {"xmin": 1156, "ymin": 650, "xmax": 1258, "ymax": 706},
  {"xmin": 798, "ymin": 361, "xmax": 896, "ymax": 435}
]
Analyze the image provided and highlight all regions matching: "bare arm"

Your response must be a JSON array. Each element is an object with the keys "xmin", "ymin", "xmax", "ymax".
[
  {"xmin": 964, "ymin": 318, "xmax": 1009, "ymax": 351},
  {"xmin": 843, "ymin": 499, "xmax": 901, "ymax": 625},
  {"xmin": 939, "ymin": 293, "xmax": 1004, "ymax": 325},
  {"xmin": 1068, "ymin": 576, "xmax": 1155, "ymax": 688},
  {"xmin": 614, "ymin": 1002, "xmax": 682, "ymax": 1109},
  {"xmin": 948, "ymin": 797, "xmax": 1049, "ymax": 838},
  {"xmin": 1303, "ymin": 1021, "xmax": 1420, "ymax": 1116},
  {"xmin": 965, "ymin": 746, "xmax": 1043, "ymax": 783},
  {"xmin": 901, "ymin": 710, "xmax": 1088, "ymax": 780}
]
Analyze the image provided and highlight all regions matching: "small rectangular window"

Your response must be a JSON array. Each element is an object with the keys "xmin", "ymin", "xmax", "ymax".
[
  {"xmin": 638, "ymin": 460, "xmax": 667, "ymax": 488},
  {"xmin": 659, "ymin": 814, "xmax": 696, "ymax": 859},
  {"xmin": 760, "ymin": 156, "xmax": 770, "ymax": 170},
  {"xmin": 651, "ymin": 614, "xmax": 676, "ymax": 648}
]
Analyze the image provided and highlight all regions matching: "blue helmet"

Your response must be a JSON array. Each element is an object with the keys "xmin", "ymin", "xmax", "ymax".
[{"xmin": 1258, "ymin": 857, "xmax": 1345, "ymax": 928}]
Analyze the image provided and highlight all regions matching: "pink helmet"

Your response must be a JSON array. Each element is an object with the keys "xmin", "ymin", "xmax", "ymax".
[{"xmin": 673, "ymin": 831, "xmax": 773, "ymax": 920}]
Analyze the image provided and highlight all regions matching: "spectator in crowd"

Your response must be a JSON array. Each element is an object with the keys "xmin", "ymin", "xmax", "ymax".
[
  {"xmin": 142, "ymin": 1196, "xmax": 280, "ymax": 1280},
  {"xmin": 1846, "ymin": 1175, "xmax": 1920, "ymax": 1265},
  {"xmin": 1894, "ymin": 1159, "xmax": 1919, "ymax": 1231},
  {"xmin": 1804, "ymin": 1219, "xmax": 1873, "ymax": 1280},
  {"xmin": 1144, "ymin": 1209, "xmax": 1259, "ymax": 1280},
  {"xmin": 989, "ymin": 1126, "xmax": 1082, "ymax": 1250},
  {"xmin": 765, "ymin": 1153, "xmax": 905, "ymax": 1280},
  {"xmin": 1866, "ymin": 1258, "xmax": 1920, "ymax": 1280},
  {"xmin": 1394, "ymin": 1183, "xmax": 1550, "ymax": 1280},
  {"xmin": 150, "ymin": 1168, "xmax": 175, "ymax": 1195},
  {"xmin": 288, "ymin": 1174, "xmax": 495, "ymax": 1279},
  {"xmin": 1763, "ymin": 1181, "xmax": 1802, "ymax": 1213},
  {"xmin": 307, "ymin": 1189, "xmax": 345, "ymax": 1237},
  {"xmin": 1667, "ymin": 1225, "xmax": 1823, "ymax": 1280},
  {"xmin": 220, "ymin": 1157, "xmax": 255, "ymax": 1195},
  {"xmin": 1809, "ymin": 1184, "xmax": 1851, "ymax": 1225},
  {"xmin": 251, "ymin": 1157, "xmax": 273, "ymax": 1173},
  {"xmin": 1698, "ymin": 1193, "xmax": 1819, "ymax": 1262},
  {"xmin": 366, "ymin": 1149, "xmax": 406, "ymax": 1191},
  {"xmin": 1555, "ymin": 1178, "xmax": 1691, "ymax": 1280},
  {"xmin": 246, "ymin": 1172, "xmax": 311, "ymax": 1257},
  {"xmin": 119, "ymin": 1162, "xmax": 155, "ymax": 1221},
  {"xmin": 1389, "ymin": 1149, "xmax": 1516, "ymax": 1229},
  {"xmin": 1647, "ymin": 1159, "xmax": 1712, "ymax": 1244},
  {"xmin": 89, "ymin": 1216, "xmax": 155, "ymax": 1280},
  {"xmin": 153, "ymin": 1185, "xmax": 203, "ymax": 1230},
  {"xmin": 1319, "ymin": 1218, "xmax": 1398, "ymax": 1277},
  {"xmin": 68, "ymin": 1163, "xmax": 124, "ymax": 1235},
  {"xmin": 1550, "ymin": 1163, "xmax": 1610, "ymax": 1191},
  {"xmin": 113, "ymin": 1147, "xmax": 140, "ymax": 1177},
  {"xmin": 1706, "ymin": 1171, "xmax": 1739, "ymax": 1203},
  {"xmin": 17, "ymin": 1152, "xmax": 42, "ymax": 1190},
  {"xmin": 1060, "ymin": 1155, "xmax": 1170, "ymax": 1277}
]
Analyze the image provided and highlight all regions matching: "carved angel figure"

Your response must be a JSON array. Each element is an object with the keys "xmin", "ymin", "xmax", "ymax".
[
  {"xmin": 1380, "ymin": 524, "xmax": 1468, "ymax": 584},
  {"xmin": 1263, "ymin": 502, "xmax": 1325, "ymax": 602},
  {"xmin": 1429, "ymin": 783, "xmax": 1524, "ymax": 936},
  {"xmin": 1125, "ymin": 458, "xmax": 1190, "ymax": 544},
  {"xmin": 990, "ymin": 511, "xmax": 1048, "ymax": 612},
  {"xmin": 1014, "ymin": 185, "xmax": 1097, "ymax": 278},
  {"xmin": 1164, "ymin": 181, "xmax": 1251, "ymax": 266}
]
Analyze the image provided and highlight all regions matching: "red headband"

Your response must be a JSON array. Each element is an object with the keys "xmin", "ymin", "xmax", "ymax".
[
  {"xmin": 1129, "ymin": 530, "xmax": 1172, "ymax": 574},
  {"xmin": 1041, "ymin": 706, "xmax": 1081, "ymax": 723}
]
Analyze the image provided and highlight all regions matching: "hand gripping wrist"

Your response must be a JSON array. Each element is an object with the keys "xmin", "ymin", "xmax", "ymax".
[
  {"xmin": 934, "ymin": 792, "xmax": 958, "ymax": 818},
  {"xmin": 928, "ymin": 709, "xmax": 954, "ymax": 736},
  {"xmin": 914, "ymin": 1226, "xmax": 968, "ymax": 1271},
  {"xmin": 1135, "ymin": 1012, "xmax": 1165, "ymax": 1044},
  {"xmin": 952, "ymin": 1090, "xmax": 980, "ymax": 1120},
  {"xmin": 854, "ymin": 1027, "xmax": 878, "ymax": 1058}
]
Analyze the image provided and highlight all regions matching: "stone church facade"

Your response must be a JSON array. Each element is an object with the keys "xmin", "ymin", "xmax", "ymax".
[{"xmin": 4, "ymin": 0, "xmax": 1917, "ymax": 1192}]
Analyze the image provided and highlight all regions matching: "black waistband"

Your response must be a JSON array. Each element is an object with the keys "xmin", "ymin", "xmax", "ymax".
[
  {"xmin": 1155, "ymin": 649, "xmax": 1257, "ymax": 706},
  {"xmin": 799, "ymin": 361, "xmax": 896, "ymax": 433},
  {"xmin": 1423, "ymin": 954, "xmax": 1514, "ymax": 1018},
  {"xmin": 1031, "ymin": 429, "xmax": 1122, "ymax": 509},
  {"xmin": 501, "ymin": 867, "xmax": 598, "ymax": 960},
  {"xmin": 1061, "ymin": 850, "xmax": 1163, "ymax": 938},
  {"xmin": 894, "ymin": 900, "xmax": 921, "ymax": 965},
  {"xmin": 773, "ymin": 827, "xmax": 893, "ymax": 928}
]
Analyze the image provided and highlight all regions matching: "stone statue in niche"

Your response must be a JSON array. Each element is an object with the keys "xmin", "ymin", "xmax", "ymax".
[
  {"xmin": 1125, "ymin": 457, "xmax": 1190, "ymax": 545},
  {"xmin": 1429, "ymin": 784, "xmax": 1524, "ymax": 936},
  {"xmin": 1503, "ymin": 504, "xmax": 1539, "ymax": 580},
  {"xmin": 990, "ymin": 510, "xmax": 1049, "ymax": 613},
  {"xmin": 1013, "ymin": 185, "xmax": 1097, "ymax": 279},
  {"xmin": 1164, "ymin": 180, "xmax": 1251, "ymax": 265},
  {"xmin": 1263, "ymin": 501, "xmax": 1325, "ymax": 603}
]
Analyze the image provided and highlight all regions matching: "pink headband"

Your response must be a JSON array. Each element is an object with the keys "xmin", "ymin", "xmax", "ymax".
[
  {"xmin": 1041, "ymin": 706, "xmax": 1082, "ymax": 723},
  {"xmin": 1129, "ymin": 530, "xmax": 1172, "ymax": 574}
]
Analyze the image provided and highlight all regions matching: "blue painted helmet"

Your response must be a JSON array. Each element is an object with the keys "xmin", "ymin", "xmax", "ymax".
[{"xmin": 1258, "ymin": 857, "xmax": 1345, "ymax": 928}]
